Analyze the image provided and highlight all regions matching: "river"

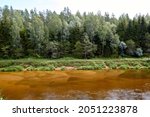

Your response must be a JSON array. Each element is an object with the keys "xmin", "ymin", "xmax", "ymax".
[{"xmin": 0, "ymin": 70, "xmax": 150, "ymax": 100}]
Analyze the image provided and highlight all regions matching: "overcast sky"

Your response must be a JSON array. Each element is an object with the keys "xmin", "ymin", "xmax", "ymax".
[{"xmin": 0, "ymin": 0, "xmax": 149, "ymax": 18}]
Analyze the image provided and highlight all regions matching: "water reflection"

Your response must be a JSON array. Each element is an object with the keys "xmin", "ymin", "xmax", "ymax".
[
  {"xmin": 0, "ymin": 70, "xmax": 150, "ymax": 100},
  {"xmin": 105, "ymin": 89, "xmax": 150, "ymax": 100},
  {"xmin": 38, "ymin": 90, "xmax": 150, "ymax": 100}
]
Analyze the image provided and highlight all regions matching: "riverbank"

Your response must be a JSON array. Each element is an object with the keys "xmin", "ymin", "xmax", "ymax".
[{"xmin": 0, "ymin": 58, "xmax": 150, "ymax": 72}]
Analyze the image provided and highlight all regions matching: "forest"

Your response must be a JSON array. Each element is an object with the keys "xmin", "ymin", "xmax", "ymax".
[{"xmin": 0, "ymin": 6, "xmax": 150, "ymax": 59}]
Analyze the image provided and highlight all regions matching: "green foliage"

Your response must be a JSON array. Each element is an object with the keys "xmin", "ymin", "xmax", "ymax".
[
  {"xmin": 74, "ymin": 41, "xmax": 83, "ymax": 58},
  {"xmin": 118, "ymin": 64, "xmax": 129, "ymax": 70},
  {"xmin": 0, "ymin": 65, "xmax": 24, "ymax": 72},
  {"xmin": 74, "ymin": 34, "xmax": 97, "ymax": 58},
  {"xmin": 135, "ymin": 48, "xmax": 143, "ymax": 57},
  {"xmin": 105, "ymin": 61, "xmax": 119, "ymax": 69},
  {"xmin": 126, "ymin": 39, "xmax": 136, "ymax": 56},
  {"xmin": 0, "ymin": 58, "xmax": 149, "ymax": 72},
  {"xmin": 0, "ymin": 6, "xmax": 150, "ymax": 59},
  {"xmin": 143, "ymin": 33, "xmax": 150, "ymax": 53},
  {"xmin": 77, "ymin": 63, "xmax": 105, "ymax": 70},
  {"xmin": 77, "ymin": 66, "xmax": 96, "ymax": 70},
  {"xmin": 0, "ymin": 61, "xmax": 14, "ymax": 68},
  {"xmin": 60, "ymin": 66, "xmax": 65, "ymax": 71},
  {"xmin": 32, "ymin": 66, "xmax": 55, "ymax": 71}
]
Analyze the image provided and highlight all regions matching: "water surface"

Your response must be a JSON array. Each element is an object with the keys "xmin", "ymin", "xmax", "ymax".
[{"xmin": 0, "ymin": 70, "xmax": 150, "ymax": 100}]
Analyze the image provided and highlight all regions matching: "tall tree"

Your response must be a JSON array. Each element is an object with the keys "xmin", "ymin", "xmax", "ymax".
[
  {"xmin": 74, "ymin": 33, "xmax": 97, "ymax": 58},
  {"xmin": 0, "ymin": 6, "xmax": 12, "ymax": 58},
  {"xmin": 0, "ymin": 6, "xmax": 149, "ymax": 58}
]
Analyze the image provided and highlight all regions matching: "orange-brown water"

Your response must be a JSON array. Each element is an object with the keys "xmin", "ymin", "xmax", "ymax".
[{"xmin": 0, "ymin": 70, "xmax": 150, "ymax": 100}]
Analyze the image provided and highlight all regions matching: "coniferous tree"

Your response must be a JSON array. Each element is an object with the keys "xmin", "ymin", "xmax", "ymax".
[{"xmin": 0, "ymin": 6, "xmax": 150, "ymax": 58}]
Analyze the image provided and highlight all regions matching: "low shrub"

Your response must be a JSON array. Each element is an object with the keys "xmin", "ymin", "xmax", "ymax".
[
  {"xmin": 77, "ymin": 64, "xmax": 105, "ymax": 70},
  {"xmin": 35, "ymin": 65, "xmax": 55, "ymax": 71},
  {"xmin": 0, "ymin": 65, "xmax": 24, "ymax": 72},
  {"xmin": 0, "ymin": 61, "xmax": 14, "ymax": 68},
  {"xmin": 26, "ymin": 65, "xmax": 55, "ymax": 71},
  {"xmin": 60, "ymin": 66, "xmax": 65, "ymax": 71},
  {"xmin": 0, "ymin": 58, "xmax": 149, "ymax": 71},
  {"xmin": 77, "ymin": 66, "xmax": 96, "ymax": 70},
  {"xmin": 118, "ymin": 64, "xmax": 129, "ymax": 70}
]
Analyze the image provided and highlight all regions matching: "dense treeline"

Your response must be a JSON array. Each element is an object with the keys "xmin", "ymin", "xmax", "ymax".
[{"xmin": 0, "ymin": 6, "xmax": 150, "ymax": 59}]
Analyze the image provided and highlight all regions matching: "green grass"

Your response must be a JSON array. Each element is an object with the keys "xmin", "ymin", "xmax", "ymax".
[
  {"xmin": 0, "ymin": 58, "xmax": 149, "ymax": 72},
  {"xmin": 25, "ymin": 65, "xmax": 55, "ymax": 71},
  {"xmin": 0, "ymin": 65, "xmax": 24, "ymax": 72}
]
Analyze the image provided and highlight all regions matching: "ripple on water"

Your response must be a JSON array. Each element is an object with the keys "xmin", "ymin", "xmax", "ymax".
[
  {"xmin": 0, "ymin": 70, "xmax": 150, "ymax": 100},
  {"xmin": 42, "ymin": 91, "xmax": 93, "ymax": 100},
  {"xmin": 142, "ymin": 92, "xmax": 150, "ymax": 100},
  {"xmin": 40, "ymin": 90, "xmax": 150, "ymax": 100},
  {"xmin": 104, "ymin": 89, "xmax": 150, "ymax": 100}
]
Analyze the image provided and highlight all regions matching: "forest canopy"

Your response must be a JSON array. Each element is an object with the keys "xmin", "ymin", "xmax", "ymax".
[{"xmin": 0, "ymin": 6, "xmax": 150, "ymax": 59}]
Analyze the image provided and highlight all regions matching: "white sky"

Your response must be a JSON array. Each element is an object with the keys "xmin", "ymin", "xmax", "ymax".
[{"xmin": 0, "ymin": 0, "xmax": 150, "ymax": 18}]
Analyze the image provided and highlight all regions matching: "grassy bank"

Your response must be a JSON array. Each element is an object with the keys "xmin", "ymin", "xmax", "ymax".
[{"xmin": 0, "ymin": 58, "xmax": 150, "ymax": 72}]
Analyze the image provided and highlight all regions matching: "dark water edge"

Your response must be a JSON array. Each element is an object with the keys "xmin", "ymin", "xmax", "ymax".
[
  {"xmin": 0, "ymin": 70, "xmax": 150, "ymax": 100},
  {"xmin": 36, "ymin": 90, "xmax": 150, "ymax": 100}
]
